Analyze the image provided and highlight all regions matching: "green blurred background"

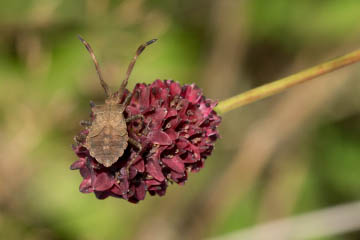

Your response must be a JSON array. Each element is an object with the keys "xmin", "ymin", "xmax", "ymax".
[{"xmin": 1, "ymin": 0, "xmax": 360, "ymax": 239}]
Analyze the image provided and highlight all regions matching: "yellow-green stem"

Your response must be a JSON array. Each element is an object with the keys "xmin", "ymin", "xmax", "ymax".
[{"xmin": 215, "ymin": 48, "xmax": 360, "ymax": 115}]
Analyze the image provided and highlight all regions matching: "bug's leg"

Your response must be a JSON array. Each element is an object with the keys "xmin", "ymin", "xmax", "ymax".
[
  {"xmin": 128, "ymin": 137, "xmax": 142, "ymax": 150},
  {"xmin": 74, "ymin": 132, "xmax": 87, "ymax": 145},
  {"xmin": 139, "ymin": 119, "xmax": 152, "ymax": 136},
  {"xmin": 119, "ymin": 92, "xmax": 133, "ymax": 112},
  {"xmin": 86, "ymin": 157, "xmax": 96, "ymax": 187},
  {"xmin": 89, "ymin": 100, "xmax": 96, "ymax": 108},
  {"xmin": 127, "ymin": 114, "xmax": 145, "ymax": 135},
  {"xmin": 126, "ymin": 138, "xmax": 142, "ymax": 174},
  {"xmin": 126, "ymin": 114, "xmax": 144, "ymax": 123},
  {"xmin": 80, "ymin": 120, "xmax": 92, "ymax": 127},
  {"xmin": 123, "ymin": 92, "xmax": 133, "ymax": 106}
]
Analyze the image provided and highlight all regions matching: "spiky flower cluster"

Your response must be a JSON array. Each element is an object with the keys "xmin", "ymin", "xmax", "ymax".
[{"xmin": 71, "ymin": 80, "xmax": 221, "ymax": 203}]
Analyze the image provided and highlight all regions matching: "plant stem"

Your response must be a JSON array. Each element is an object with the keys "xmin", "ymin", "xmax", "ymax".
[{"xmin": 215, "ymin": 48, "xmax": 360, "ymax": 115}]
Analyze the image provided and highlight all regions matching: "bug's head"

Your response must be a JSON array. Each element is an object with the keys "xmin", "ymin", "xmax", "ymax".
[{"xmin": 105, "ymin": 93, "xmax": 120, "ymax": 105}]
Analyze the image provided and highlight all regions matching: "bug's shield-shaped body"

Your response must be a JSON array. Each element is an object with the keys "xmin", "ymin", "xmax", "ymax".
[{"xmin": 85, "ymin": 104, "xmax": 128, "ymax": 167}]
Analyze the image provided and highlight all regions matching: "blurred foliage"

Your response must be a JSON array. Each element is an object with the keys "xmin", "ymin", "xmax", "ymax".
[{"xmin": 1, "ymin": 0, "xmax": 360, "ymax": 240}]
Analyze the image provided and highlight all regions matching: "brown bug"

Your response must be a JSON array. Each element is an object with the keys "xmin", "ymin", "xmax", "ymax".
[{"xmin": 76, "ymin": 35, "xmax": 157, "ymax": 168}]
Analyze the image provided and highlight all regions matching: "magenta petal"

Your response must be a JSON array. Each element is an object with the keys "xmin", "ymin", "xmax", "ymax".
[
  {"xmin": 79, "ymin": 178, "xmax": 93, "ymax": 193},
  {"xmin": 154, "ymin": 186, "xmax": 167, "ymax": 196},
  {"xmin": 148, "ymin": 130, "xmax": 172, "ymax": 145},
  {"xmin": 126, "ymin": 105, "xmax": 141, "ymax": 115},
  {"xmin": 199, "ymin": 100, "xmax": 218, "ymax": 117},
  {"xmin": 146, "ymin": 160, "xmax": 165, "ymax": 181},
  {"xmin": 148, "ymin": 185, "xmax": 162, "ymax": 191},
  {"xmin": 177, "ymin": 99, "xmax": 189, "ymax": 116},
  {"xmin": 165, "ymin": 128, "xmax": 178, "ymax": 141},
  {"xmin": 166, "ymin": 80, "xmax": 181, "ymax": 96},
  {"xmin": 139, "ymin": 85, "xmax": 150, "ymax": 108},
  {"xmin": 182, "ymin": 153, "xmax": 197, "ymax": 163},
  {"xmin": 110, "ymin": 185, "xmax": 123, "ymax": 196},
  {"xmin": 166, "ymin": 109, "xmax": 178, "ymax": 118},
  {"xmin": 162, "ymin": 156, "xmax": 185, "ymax": 173},
  {"xmin": 135, "ymin": 181, "xmax": 146, "ymax": 200},
  {"xmin": 94, "ymin": 191, "xmax": 110, "ymax": 199},
  {"xmin": 70, "ymin": 160, "xmax": 85, "ymax": 170},
  {"xmin": 133, "ymin": 160, "xmax": 145, "ymax": 172},
  {"xmin": 152, "ymin": 108, "xmax": 168, "ymax": 121},
  {"xmin": 170, "ymin": 171, "xmax": 187, "ymax": 185},
  {"xmin": 150, "ymin": 81, "xmax": 169, "ymax": 106},
  {"xmin": 177, "ymin": 138, "xmax": 190, "ymax": 149},
  {"xmin": 166, "ymin": 117, "xmax": 180, "ymax": 130},
  {"xmin": 150, "ymin": 108, "xmax": 168, "ymax": 130},
  {"xmin": 189, "ymin": 143, "xmax": 201, "ymax": 160},
  {"xmin": 116, "ymin": 178, "xmax": 129, "ymax": 195},
  {"xmin": 183, "ymin": 85, "xmax": 201, "ymax": 103},
  {"xmin": 144, "ymin": 179, "xmax": 161, "ymax": 188},
  {"xmin": 151, "ymin": 79, "xmax": 166, "ymax": 89},
  {"xmin": 80, "ymin": 167, "xmax": 91, "ymax": 178},
  {"xmin": 93, "ymin": 172, "xmax": 114, "ymax": 191},
  {"xmin": 75, "ymin": 146, "xmax": 89, "ymax": 158},
  {"xmin": 129, "ymin": 167, "xmax": 138, "ymax": 179}
]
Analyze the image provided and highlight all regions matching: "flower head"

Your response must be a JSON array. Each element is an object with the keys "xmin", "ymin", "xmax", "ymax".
[{"xmin": 71, "ymin": 80, "xmax": 221, "ymax": 203}]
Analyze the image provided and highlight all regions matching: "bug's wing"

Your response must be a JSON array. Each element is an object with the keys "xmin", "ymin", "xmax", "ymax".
[
  {"xmin": 85, "ymin": 107, "xmax": 130, "ymax": 167},
  {"xmin": 109, "ymin": 111, "xmax": 128, "ymax": 136},
  {"xmin": 87, "ymin": 113, "xmax": 106, "ymax": 137},
  {"xmin": 86, "ymin": 126, "xmax": 129, "ymax": 167},
  {"xmin": 107, "ymin": 111, "xmax": 129, "ymax": 158}
]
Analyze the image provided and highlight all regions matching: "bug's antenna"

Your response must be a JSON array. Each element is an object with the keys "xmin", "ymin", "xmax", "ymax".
[
  {"xmin": 78, "ymin": 35, "xmax": 111, "ymax": 97},
  {"xmin": 118, "ymin": 39, "xmax": 157, "ymax": 98}
]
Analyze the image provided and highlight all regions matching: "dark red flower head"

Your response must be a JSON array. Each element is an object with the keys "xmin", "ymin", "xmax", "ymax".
[{"xmin": 71, "ymin": 80, "xmax": 221, "ymax": 203}]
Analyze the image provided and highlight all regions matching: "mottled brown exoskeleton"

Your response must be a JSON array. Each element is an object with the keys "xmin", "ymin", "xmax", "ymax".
[{"xmin": 76, "ymin": 35, "xmax": 157, "ymax": 168}]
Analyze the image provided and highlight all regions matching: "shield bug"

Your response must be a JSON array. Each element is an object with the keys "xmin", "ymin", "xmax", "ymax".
[{"xmin": 76, "ymin": 35, "xmax": 157, "ymax": 168}]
